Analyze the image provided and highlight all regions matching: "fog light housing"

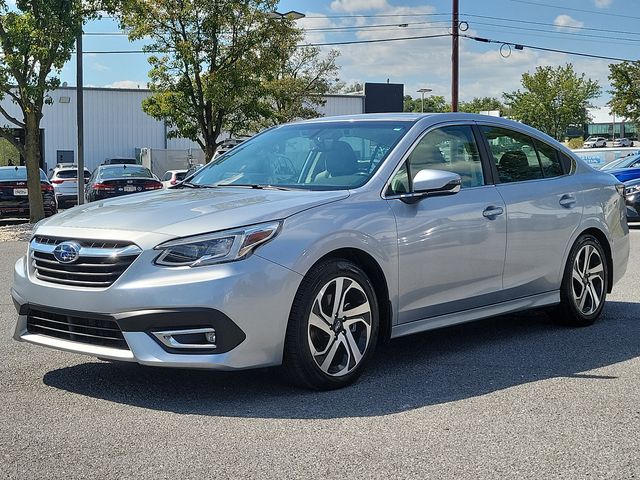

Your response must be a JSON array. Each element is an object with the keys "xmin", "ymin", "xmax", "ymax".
[{"xmin": 152, "ymin": 327, "xmax": 217, "ymax": 350}]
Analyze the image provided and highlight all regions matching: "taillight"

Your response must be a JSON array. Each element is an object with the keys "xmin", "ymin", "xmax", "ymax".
[
  {"xmin": 41, "ymin": 183, "xmax": 54, "ymax": 192},
  {"xmin": 51, "ymin": 179, "xmax": 64, "ymax": 184},
  {"xmin": 144, "ymin": 181, "xmax": 163, "ymax": 190},
  {"xmin": 93, "ymin": 183, "xmax": 115, "ymax": 191}
]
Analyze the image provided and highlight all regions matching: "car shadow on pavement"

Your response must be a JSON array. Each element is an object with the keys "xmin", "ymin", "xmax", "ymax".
[{"xmin": 43, "ymin": 300, "xmax": 640, "ymax": 419}]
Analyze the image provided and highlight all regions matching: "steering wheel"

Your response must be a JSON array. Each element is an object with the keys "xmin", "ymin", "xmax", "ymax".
[{"xmin": 273, "ymin": 154, "xmax": 297, "ymax": 177}]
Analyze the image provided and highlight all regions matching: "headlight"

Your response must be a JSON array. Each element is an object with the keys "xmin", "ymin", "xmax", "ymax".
[
  {"xmin": 154, "ymin": 221, "xmax": 281, "ymax": 267},
  {"xmin": 625, "ymin": 184, "xmax": 640, "ymax": 196}
]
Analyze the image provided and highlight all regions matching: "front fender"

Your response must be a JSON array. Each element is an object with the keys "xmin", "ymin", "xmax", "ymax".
[{"xmin": 256, "ymin": 196, "xmax": 399, "ymax": 324}]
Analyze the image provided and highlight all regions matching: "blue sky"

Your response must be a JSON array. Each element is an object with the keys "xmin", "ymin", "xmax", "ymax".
[{"xmin": 61, "ymin": 0, "xmax": 637, "ymax": 107}]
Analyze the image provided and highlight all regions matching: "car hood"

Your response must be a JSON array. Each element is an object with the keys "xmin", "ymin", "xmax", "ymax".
[{"xmin": 39, "ymin": 187, "xmax": 349, "ymax": 238}]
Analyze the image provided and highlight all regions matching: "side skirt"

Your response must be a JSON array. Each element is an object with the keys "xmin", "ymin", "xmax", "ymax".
[{"xmin": 391, "ymin": 291, "xmax": 560, "ymax": 339}]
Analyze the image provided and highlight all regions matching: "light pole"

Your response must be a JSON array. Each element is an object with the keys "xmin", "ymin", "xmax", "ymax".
[
  {"xmin": 76, "ymin": 30, "xmax": 84, "ymax": 205},
  {"xmin": 417, "ymin": 88, "xmax": 432, "ymax": 113},
  {"xmin": 267, "ymin": 10, "xmax": 306, "ymax": 21}
]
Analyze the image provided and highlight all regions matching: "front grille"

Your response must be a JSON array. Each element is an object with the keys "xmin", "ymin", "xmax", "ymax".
[
  {"xmin": 26, "ymin": 308, "xmax": 129, "ymax": 350},
  {"xmin": 32, "ymin": 236, "xmax": 131, "ymax": 249},
  {"xmin": 30, "ymin": 235, "xmax": 141, "ymax": 288}
]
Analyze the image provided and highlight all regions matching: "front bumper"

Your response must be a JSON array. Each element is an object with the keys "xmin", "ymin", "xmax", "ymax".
[{"xmin": 12, "ymin": 249, "xmax": 303, "ymax": 370}]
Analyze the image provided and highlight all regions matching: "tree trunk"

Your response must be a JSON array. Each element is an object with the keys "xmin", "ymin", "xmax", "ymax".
[
  {"xmin": 25, "ymin": 112, "xmax": 45, "ymax": 223},
  {"xmin": 204, "ymin": 142, "xmax": 216, "ymax": 163}
]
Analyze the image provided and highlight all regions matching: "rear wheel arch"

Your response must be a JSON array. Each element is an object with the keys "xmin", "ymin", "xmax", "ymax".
[{"xmin": 577, "ymin": 228, "xmax": 613, "ymax": 293}]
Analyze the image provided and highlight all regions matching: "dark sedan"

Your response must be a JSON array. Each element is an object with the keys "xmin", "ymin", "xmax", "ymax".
[
  {"xmin": 0, "ymin": 166, "xmax": 57, "ymax": 219},
  {"xmin": 85, "ymin": 165, "xmax": 163, "ymax": 202},
  {"xmin": 624, "ymin": 178, "xmax": 640, "ymax": 222}
]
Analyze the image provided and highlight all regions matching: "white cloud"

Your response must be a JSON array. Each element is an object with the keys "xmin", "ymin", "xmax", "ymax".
[
  {"xmin": 594, "ymin": 0, "xmax": 613, "ymax": 7},
  {"xmin": 91, "ymin": 62, "xmax": 109, "ymax": 72},
  {"xmin": 554, "ymin": 14, "xmax": 584, "ymax": 30},
  {"xmin": 297, "ymin": 3, "xmax": 612, "ymax": 107},
  {"xmin": 103, "ymin": 80, "xmax": 144, "ymax": 89},
  {"xmin": 330, "ymin": 0, "xmax": 389, "ymax": 13}
]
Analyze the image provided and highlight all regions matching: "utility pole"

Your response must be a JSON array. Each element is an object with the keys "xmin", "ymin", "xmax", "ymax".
[
  {"xmin": 451, "ymin": 0, "xmax": 459, "ymax": 112},
  {"xmin": 76, "ymin": 31, "xmax": 85, "ymax": 205}
]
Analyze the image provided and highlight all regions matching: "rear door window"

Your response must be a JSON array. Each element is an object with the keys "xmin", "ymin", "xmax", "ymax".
[
  {"xmin": 534, "ymin": 140, "xmax": 563, "ymax": 177},
  {"xmin": 480, "ymin": 126, "xmax": 544, "ymax": 183}
]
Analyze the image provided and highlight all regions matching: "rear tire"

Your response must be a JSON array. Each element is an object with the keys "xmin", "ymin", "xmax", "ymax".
[
  {"xmin": 282, "ymin": 259, "xmax": 379, "ymax": 390},
  {"xmin": 555, "ymin": 235, "xmax": 608, "ymax": 327}
]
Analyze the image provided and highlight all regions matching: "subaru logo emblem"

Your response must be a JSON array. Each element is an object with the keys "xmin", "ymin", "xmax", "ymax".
[{"xmin": 53, "ymin": 241, "xmax": 81, "ymax": 264}]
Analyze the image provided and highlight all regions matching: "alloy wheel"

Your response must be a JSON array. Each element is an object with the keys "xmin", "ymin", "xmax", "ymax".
[
  {"xmin": 307, "ymin": 276, "xmax": 372, "ymax": 377},
  {"xmin": 571, "ymin": 244, "xmax": 605, "ymax": 316}
]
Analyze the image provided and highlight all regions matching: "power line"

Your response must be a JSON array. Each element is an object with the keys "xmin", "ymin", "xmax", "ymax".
[
  {"xmin": 506, "ymin": 0, "xmax": 640, "ymax": 21},
  {"xmin": 461, "ymin": 34, "xmax": 636, "ymax": 62},
  {"xmin": 304, "ymin": 33, "xmax": 450, "ymax": 46},
  {"xmin": 76, "ymin": 33, "xmax": 453, "ymax": 53},
  {"xmin": 469, "ymin": 20, "xmax": 640, "ymax": 44},
  {"xmin": 303, "ymin": 13, "xmax": 450, "ymax": 19},
  {"xmin": 461, "ymin": 13, "xmax": 640, "ymax": 37},
  {"xmin": 473, "ymin": 26, "xmax": 640, "ymax": 48},
  {"xmin": 83, "ymin": 20, "xmax": 452, "ymax": 36}
]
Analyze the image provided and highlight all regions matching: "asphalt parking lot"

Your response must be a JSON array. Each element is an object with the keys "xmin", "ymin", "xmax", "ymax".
[{"xmin": 1, "ymin": 230, "xmax": 639, "ymax": 479}]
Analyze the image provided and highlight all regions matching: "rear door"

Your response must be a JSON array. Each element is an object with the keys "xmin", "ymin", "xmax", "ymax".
[
  {"xmin": 477, "ymin": 124, "xmax": 583, "ymax": 297},
  {"xmin": 387, "ymin": 123, "xmax": 507, "ymax": 324}
]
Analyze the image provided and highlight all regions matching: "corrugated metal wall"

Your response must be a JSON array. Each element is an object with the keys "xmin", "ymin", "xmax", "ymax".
[{"xmin": 0, "ymin": 87, "xmax": 365, "ymax": 172}]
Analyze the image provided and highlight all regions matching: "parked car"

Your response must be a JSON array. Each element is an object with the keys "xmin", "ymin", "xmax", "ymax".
[
  {"xmin": 85, "ymin": 165, "xmax": 163, "ymax": 202},
  {"xmin": 583, "ymin": 136, "xmax": 607, "ymax": 148},
  {"xmin": 102, "ymin": 157, "xmax": 138, "ymax": 166},
  {"xmin": 612, "ymin": 137, "xmax": 633, "ymax": 147},
  {"xmin": 623, "ymin": 178, "xmax": 640, "ymax": 221},
  {"xmin": 48, "ymin": 164, "xmax": 91, "ymax": 208},
  {"xmin": 600, "ymin": 154, "xmax": 640, "ymax": 171},
  {"xmin": 161, "ymin": 169, "xmax": 188, "ymax": 188},
  {"xmin": 12, "ymin": 113, "xmax": 629, "ymax": 390},
  {"xmin": 0, "ymin": 166, "xmax": 57, "ymax": 219}
]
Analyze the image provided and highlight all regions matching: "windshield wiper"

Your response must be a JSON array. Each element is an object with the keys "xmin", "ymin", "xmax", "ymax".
[
  {"xmin": 215, "ymin": 183, "xmax": 299, "ymax": 191},
  {"xmin": 178, "ymin": 182, "xmax": 217, "ymax": 189}
]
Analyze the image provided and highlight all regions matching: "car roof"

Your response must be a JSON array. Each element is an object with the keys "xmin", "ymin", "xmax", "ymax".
[{"xmin": 99, "ymin": 164, "xmax": 147, "ymax": 169}]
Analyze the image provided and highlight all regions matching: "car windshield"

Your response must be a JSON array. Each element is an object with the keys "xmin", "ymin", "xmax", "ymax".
[
  {"xmin": 0, "ymin": 167, "xmax": 47, "ymax": 182},
  {"xmin": 189, "ymin": 121, "xmax": 412, "ymax": 190},
  {"xmin": 601, "ymin": 155, "xmax": 640, "ymax": 170},
  {"xmin": 100, "ymin": 166, "xmax": 153, "ymax": 179}
]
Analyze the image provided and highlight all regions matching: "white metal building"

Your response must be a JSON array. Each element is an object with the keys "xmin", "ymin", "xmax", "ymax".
[{"xmin": 0, "ymin": 87, "xmax": 365, "ymax": 172}]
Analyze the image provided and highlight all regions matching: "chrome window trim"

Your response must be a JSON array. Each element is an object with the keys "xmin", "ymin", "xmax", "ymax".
[{"xmin": 381, "ymin": 121, "xmax": 487, "ymax": 199}]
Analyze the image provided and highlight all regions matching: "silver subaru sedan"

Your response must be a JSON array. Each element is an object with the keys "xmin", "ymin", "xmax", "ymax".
[{"xmin": 12, "ymin": 113, "xmax": 629, "ymax": 390}]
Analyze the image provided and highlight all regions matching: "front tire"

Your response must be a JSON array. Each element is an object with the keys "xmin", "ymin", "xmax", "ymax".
[
  {"xmin": 282, "ymin": 259, "xmax": 379, "ymax": 390},
  {"xmin": 556, "ymin": 235, "xmax": 608, "ymax": 327}
]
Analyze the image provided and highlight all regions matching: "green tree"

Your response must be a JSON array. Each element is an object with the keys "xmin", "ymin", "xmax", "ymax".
[
  {"xmin": 0, "ymin": 0, "xmax": 86, "ymax": 221},
  {"xmin": 608, "ymin": 61, "xmax": 640, "ymax": 127},
  {"xmin": 120, "ymin": 0, "xmax": 327, "ymax": 160},
  {"xmin": 254, "ymin": 24, "xmax": 340, "ymax": 130},
  {"xmin": 504, "ymin": 64, "xmax": 600, "ymax": 141},
  {"xmin": 0, "ymin": 0, "xmax": 112, "ymax": 221},
  {"xmin": 459, "ymin": 96, "xmax": 506, "ymax": 114},
  {"xmin": 403, "ymin": 94, "xmax": 448, "ymax": 113}
]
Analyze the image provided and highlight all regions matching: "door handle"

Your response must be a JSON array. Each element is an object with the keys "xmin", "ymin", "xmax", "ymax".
[
  {"xmin": 482, "ymin": 206, "xmax": 504, "ymax": 218},
  {"xmin": 559, "ymin": 194, "xmax": 577, "ymax": 208}
]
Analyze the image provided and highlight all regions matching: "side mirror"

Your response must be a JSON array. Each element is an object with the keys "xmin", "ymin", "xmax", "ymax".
[{"xmin": 400, "ymin": 169, "xmax": 461, "ymax": 203}]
